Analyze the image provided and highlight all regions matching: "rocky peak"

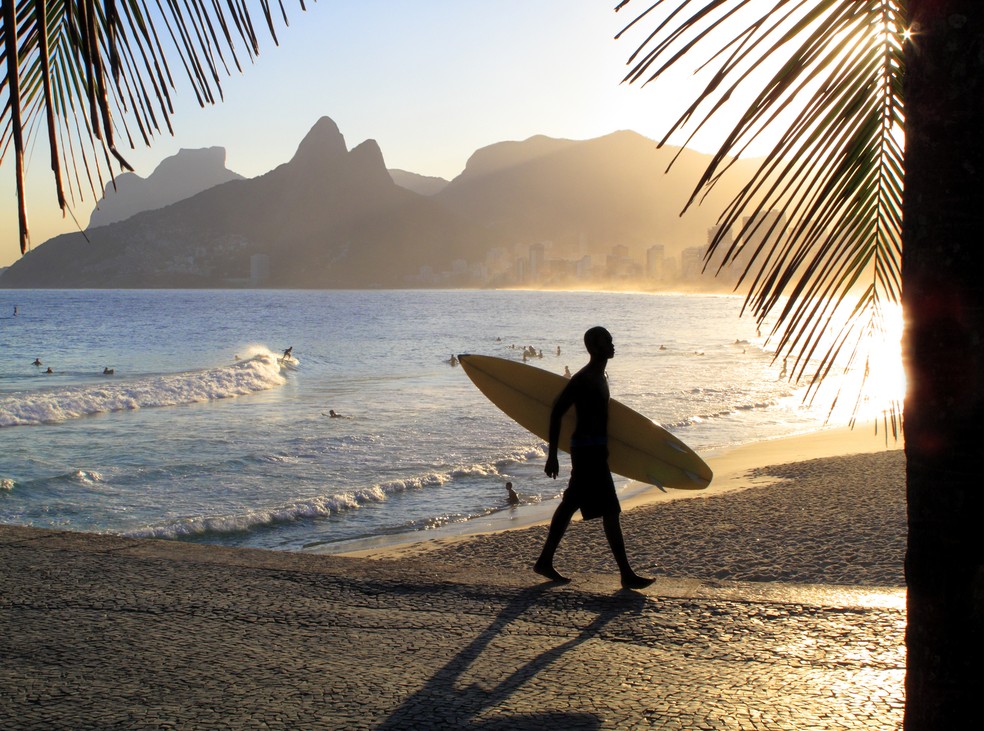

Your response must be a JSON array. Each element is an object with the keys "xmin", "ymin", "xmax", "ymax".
[{"xmin": 288, "ymin": 116, "xmax": 348, "ymax": 167}]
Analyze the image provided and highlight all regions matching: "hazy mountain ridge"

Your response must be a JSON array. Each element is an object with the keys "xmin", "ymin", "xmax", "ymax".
[
  {"xmin": 388, "ymin": 169, "xmax": 449, "ymax": 196},
  {"xmin": 87, "ymin": 147, "xmax": 244, "ymax": 229},
  {"xmin": 436, "ymin": 130, "xmax": 759, "ymax": 253},
  {"xmin": 2, "ymin": 117, "xmax": 753, "ymax": 289}
]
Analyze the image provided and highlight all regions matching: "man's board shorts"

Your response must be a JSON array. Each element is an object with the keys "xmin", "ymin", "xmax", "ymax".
[{"xmin": 563, "ymin": 443, "xmax": 620, "ymax": 521}]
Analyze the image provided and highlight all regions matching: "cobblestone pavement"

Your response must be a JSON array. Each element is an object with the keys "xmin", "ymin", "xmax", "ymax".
[{"xmin": 0, "ymin": 526, "xmax": 905, "ymax": 730}]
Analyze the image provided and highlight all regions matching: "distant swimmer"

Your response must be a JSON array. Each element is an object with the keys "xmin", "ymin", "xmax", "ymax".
[
  {"xmin": 13, "ymin": 306, "xmax": 17, "ymax": 316},
  {"xmin": 32, "ymin": 358, "xmax": 42, "ymax": 366},
  {"xmin": 326, "ymin": 409, "xmax": 343, "ymax": 418},
  {"xmin": 103, "ymin": 367, "xmax": 115, "ymax": 375},
  {"xmin": 556, "ymin": 346, "xmax": 561, "ymax": 357},
  {"xmin": 658, "ymin": 344, "xmax": 666, "ymax": 351},
  {"xmin": 563, "ymin": 365, "xmax": 572, "ymax": 378},
  {"xmin": 449, "ymin": 354, "xmax": 458, "ymax": 367},
  {"xmin": 505, "ymin": 481, "xmax": 520, "ymax": 506},
  {"xmin": 282, "ymin": 346, "xmax": 293, "ymax": 361},
  {"xmin": 45, "ymin": 367, "xmax": 53, "ymax": 374}
]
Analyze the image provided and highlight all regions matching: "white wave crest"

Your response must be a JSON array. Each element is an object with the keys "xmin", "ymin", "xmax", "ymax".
[
  {"xmin": 123, "ymin": 472, "xmax": 451, "ymax": 541},
  {"xmin": 0, "ymin": 353, "xmax": 287, "ymax": 427}
]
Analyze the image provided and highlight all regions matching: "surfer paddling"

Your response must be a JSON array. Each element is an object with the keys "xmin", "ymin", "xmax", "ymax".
[{"xmin": 534, "ymin": 326, "xmax": 654, "ymax": 590}]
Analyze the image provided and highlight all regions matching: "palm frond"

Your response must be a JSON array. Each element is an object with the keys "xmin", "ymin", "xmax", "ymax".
[
  {"xmin": 617, "ymin": 0, "xmax": 905, "ymax": 426},
  {"xmin": 1, "ymin": 0, "xmax": 313, "ymax": 254}
]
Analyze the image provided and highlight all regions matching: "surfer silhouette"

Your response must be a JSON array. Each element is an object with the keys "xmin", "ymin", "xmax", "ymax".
[
  {"xmin": 534, "ymin": 326, "xmax": 654, "ymax": 590},
  {"xmin": 282, "ymin": 346, "xmax": 293, "ymax": 361}
]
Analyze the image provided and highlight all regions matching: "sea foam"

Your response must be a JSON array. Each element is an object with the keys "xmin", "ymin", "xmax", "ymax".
[
  {"xmin": 0, "ymin": 353, "xmax": 287, "ymax": 428},
  {"xmin": 121, "ymin": 444, "xmax": 546, "ymax": 542},
  {"xmin": 123, "ymin": 471, "xmax": 452, "ymax": 540}
]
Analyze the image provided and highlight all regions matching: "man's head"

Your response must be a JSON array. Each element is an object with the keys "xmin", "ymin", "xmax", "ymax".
[{"xmin": 583, "ymin": 326, "xmax": 614, "ymax": 359}]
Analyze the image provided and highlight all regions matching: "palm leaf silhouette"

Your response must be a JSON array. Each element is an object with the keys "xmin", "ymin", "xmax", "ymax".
[
  {"xmin": 1, "ymin": 0, "xmax": 311, "ymax": 254},
  {"xmin": 617, "ymin": 0, "xmax": 904, "ymax": 428}
]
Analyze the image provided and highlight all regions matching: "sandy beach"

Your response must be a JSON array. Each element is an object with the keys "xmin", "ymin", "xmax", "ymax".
[
  {"xmin": 348, "ymin": 425, "xmax": 906, "ymax": 588},
  {"xmin": 0, "ymin": 425, "xmax": 907, "ymax": 730}
]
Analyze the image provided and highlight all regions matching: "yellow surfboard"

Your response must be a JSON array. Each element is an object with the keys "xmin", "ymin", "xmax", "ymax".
[{"xmin": 459, "ymin": 354, "xmax": 712, "ymax": 490}]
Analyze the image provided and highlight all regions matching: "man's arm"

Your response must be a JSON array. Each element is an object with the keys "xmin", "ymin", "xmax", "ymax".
[{"xmin": 545, "ymin": 379, "xmax": 577, "ymax": 478}]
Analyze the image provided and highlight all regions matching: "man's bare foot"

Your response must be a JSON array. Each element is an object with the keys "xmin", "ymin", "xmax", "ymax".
[
  {"xmin": 620, "ymin": 574, "xmax": 655, "ymax": 590},
  {"xmin": 534, "ymin": 562, "xmax": 571, "ymax": 583}
]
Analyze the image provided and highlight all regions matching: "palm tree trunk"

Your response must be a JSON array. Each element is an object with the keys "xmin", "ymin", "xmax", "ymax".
[{"xmin": 903, "ymin": 1, "xmax": 984, "ymax": 727}]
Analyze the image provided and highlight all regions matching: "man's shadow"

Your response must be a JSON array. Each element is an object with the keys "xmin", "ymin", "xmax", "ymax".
[{"xmin": 376, "ymin": 584, "xmax": 649, "ymax": 730}]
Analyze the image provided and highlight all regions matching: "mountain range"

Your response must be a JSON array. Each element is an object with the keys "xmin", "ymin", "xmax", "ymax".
[{"xmin": 0, "ymin": 116, "xmax": 757, "ymax": 288}]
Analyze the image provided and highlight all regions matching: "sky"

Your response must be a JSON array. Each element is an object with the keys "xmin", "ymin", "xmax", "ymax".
[{"xmin": 1, "ymin": 0, "xmax": 745, "ymax": 268}]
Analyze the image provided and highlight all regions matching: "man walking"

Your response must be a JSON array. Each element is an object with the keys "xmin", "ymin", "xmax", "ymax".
[{"xmin": 534, "ymin": 326, "xmax": 654, "ymax": 590}]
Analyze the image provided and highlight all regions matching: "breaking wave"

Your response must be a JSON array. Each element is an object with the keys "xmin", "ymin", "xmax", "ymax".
[
  {"xmin": 0, "ymin": 352, "xmax": 287, "ymax": 428},
  {"xmin": 123, "ymin": 446, "xmax": 546, "ymax": 542}
]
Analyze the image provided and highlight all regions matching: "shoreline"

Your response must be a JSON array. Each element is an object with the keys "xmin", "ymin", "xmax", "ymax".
[
  {"xmin": 337, "ymin": 423, "xmax": 904, "ymax": 560},
  {"xmin": 0, "ymin": 421, "xmax": 906, "ymax": 588}
]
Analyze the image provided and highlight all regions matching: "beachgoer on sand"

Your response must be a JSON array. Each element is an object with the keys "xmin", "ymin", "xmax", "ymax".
[
  {"xmin": 535, "ymin": 326, "xmax": 654, "ymax": 590},
  {"xmin": 505, "ymin": 481, "xmax": 519, "ymax": 506}
]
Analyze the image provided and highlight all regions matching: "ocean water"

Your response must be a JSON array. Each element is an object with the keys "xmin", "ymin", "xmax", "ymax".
[{"xmin": 0, "ymin": 289, "xmax": 865, "ymax": 553}]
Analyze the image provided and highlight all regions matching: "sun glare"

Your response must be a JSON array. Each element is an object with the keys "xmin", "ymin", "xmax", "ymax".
[
  {"xmin": 825, "ymin": 302, "xmax": 906, "ymax": 426},
  {"xmin": 860, "ymin": 303, "xmax": 906, "ymax": 419}
]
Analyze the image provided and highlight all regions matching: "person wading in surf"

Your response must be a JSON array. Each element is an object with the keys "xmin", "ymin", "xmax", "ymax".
[{"xmin": 534, "ymin": 326, "xmax": 654, "ymax": 590}]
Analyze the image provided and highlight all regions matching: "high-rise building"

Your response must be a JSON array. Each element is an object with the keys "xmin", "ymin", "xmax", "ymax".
[
  {"xmin": 646, "ymin": 244, "xmax": 666, "ymax": 282},
  {"xmin": 680, "ymin": 246, "xmax": 705, "ymax": 281},
  {"xmin": 529, "ymin": 243, "xmax": 546, "ymax": 281}
]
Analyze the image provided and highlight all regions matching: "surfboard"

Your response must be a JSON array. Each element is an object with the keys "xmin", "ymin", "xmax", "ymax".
[{"xmin": 458, "ymin": 354, "xmax": 712, "ymax": 490}]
